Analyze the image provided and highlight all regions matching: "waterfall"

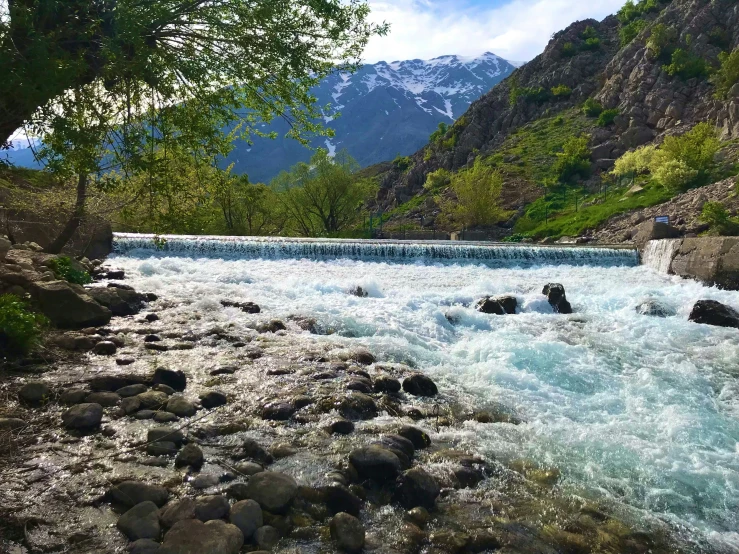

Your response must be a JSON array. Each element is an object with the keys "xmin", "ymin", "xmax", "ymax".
[
  {"xmin": 112, "ymin": 233, "xmax": 639, "ymax": 267},
  {"xmin": 642, "ymin": 239, "xmax": 682, "ymax": 274}
]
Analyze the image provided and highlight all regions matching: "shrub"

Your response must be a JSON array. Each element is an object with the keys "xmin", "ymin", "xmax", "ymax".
[
  {"xmin": 612, "ymin": 145, "xmax": 658, "ymax": 178},
  {"xmin": 653, "ymin": 159, "xmax": 698, "ymax": 192},
  {"xmin": 424, "ymin": 168, "xmax": 451, "ymax": 191},
  {"xmin": 430, "ymin": 122, "xmax": 449, "ymax": 143},
  {"xmin": 553, "ymin": 135, "xmax": 591, "ymax": 182},
  {"xmin": 552, "ymin": 115, "xmax": 565, "ymax": 126},
  {"xmin": 423, "ymin": 148, "xmax": 433, "ymax": 162},
  {"xmin": 647, "ymin": 24, "xmax": 677, "ymax": 61},
  {"xmin": 0, "ymin": 294, "xmax": 47, "ymax": 355},
  {"xmin": 581, "ymin": 26, "xmax": 599, "ymax": 40},
  {"xmin": 597, "ymin": 108, "xmax": 620, "ymax": 127},
  {"xmin": 562, "ymin": 42, "xmax": 576, "ymax": 57},
  {"xmin": 712, "ymin": 48, "xmax": 739, "ymax": 99},
  {"xmin": 440, "ymin": 158, "xmax": 505, "ymax": 227},
  {"xmin": 620, "ymin": 19, "xmax": 648, "ymax": 46},
  {"xmin": 511, "ymin": 86, "xmax": 551, "ymax": 106},
  {"xmin": 664, "ymin": 48, "xmax": 710, "ymax": 80},
  {"xmin": 700, "ymin": 201, "xmax": 739, "ymax": 236},
  {"xmin": 659, "ymin": 123, "xmax": 720, "ymax": 183},
  {"xmin": 583, "ymin": 37, "xmax": 601, "ymax": 51},
  {"xmin": 393, "ymin": 155, "xmax": 412, "ymax": 171},
  {"xmin": 582, "ymin": 98, "xmax": 603, "ymax": 117},
  {"xmin": 551, "ymin": 85, "xmax": 572, "ymax": 97},
  {"xmin": 49, "ymin": 256, "xmax": 92, "ymax": 285},
  {"xmin": 708, "ymin": 27, "xmax": 731, "ymax": 50}
]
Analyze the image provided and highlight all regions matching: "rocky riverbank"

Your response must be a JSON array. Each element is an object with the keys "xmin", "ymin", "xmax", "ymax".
[{"xmin": 2, "ymin": 256, "xmax": 722, "ymax": 554}]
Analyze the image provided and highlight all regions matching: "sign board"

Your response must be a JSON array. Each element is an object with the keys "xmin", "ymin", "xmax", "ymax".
[{"xmin": 654, "ymin": 216, "xmax": 669, "ymax": 225}]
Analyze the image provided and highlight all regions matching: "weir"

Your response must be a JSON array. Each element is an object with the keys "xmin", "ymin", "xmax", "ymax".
[{"xmin": 113, "ymin": 233, "xmax": 639, "ymax": 267}]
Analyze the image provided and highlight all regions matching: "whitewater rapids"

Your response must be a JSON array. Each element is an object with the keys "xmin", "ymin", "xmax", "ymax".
[{"xmin": 111, "ymin": 234, "xmax": 739, "ymax": 551}]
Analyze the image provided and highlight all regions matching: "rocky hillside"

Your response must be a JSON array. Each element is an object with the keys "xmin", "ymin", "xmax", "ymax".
[{"xmin": 373, "ymin": 0, "xmax": 739, "ymax": 237}]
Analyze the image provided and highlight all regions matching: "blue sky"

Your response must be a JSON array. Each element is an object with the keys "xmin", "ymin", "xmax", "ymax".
[{"xmin": 364, "ymin": 0, "xmax": 628, "ymax": 63}]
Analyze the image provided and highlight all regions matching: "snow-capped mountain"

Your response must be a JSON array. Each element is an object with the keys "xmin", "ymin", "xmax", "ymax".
[{"xmin": 226, "ymin": 52, "xmax": 517, "ymax": 182}]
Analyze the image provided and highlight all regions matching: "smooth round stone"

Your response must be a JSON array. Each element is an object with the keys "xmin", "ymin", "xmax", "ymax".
[
  {"xmin": 121, "ymin": 397, "xmax": 141, "ymax": 415},
  {"xmin": 330, "ymin": 419, "xmax": 355, "ymax": 435},
  {"xmin": 116, "ymin": 358, "xmax": 135, "ymax": 366},
  {"xmin": 154, "ymin": 384, "xmax": 176, "ymax": 395},
  {"xmin": 396, "ymin": 467, "xmax": 440, "ymax": 509},
  {"xmin": 159, "ymin": 498, "xmax": 196, "ymax": 528},
  {"xmin": 330, "ymin": 512, "xmax": 365, "ymax": 553},
  {"xmin": 86, "ymin": 391, "xmax": 121, "ymax": 407},
  {"xmin": 166, "ymin": 396, "xmax": 197, "ymax": 417},
  {"xmin": 19, "ymin": 381, "xmax": 51, "ymax": 404},
  {"xmin": 230, "ymin": 499, "xmax": 263, "ymax": 540},
  {"xmin": 175, "ymin": 444, "xmax": 204, "ymax": 469},
  {"xmin": 93, "ymin": 341, "xmax": 117, "ymax": 355},
  {"xmin": 0, "ymin": 418, "xmax": 25, "ymax": 432},
  {"xmin": 243, "ymin": 472, "xmax": 298, "ymax": 514},
  {"xmin": 137, "ymin": 390, "xmax": 169, "ymax": 410},
  {"xmin": 60, "ymin": 388, "xmax": 88, "ymax": 405},
  {"xmin": 255, "ymin": 525, "xmax": 280, "ymax": 549},
  {"xmin": 134, "ymin": 410, "xmax": 156, "ymax": 420},
  {"xmin": 116, "ymin": 384, "xmax": 148, "ymax": 397},
  {"xmin": 233, "ymin": 462, "xmax": 264, "ymax": 476},
  {"xmin": 62, "ymin": 403, "xmax": 103, "ymax": 430},
  {"xmin": 191, "ymin": 474, "xmax": 220, "ymax": 490},
  {"xmin": 153, "ymin": 411, "xmax": 178, "ymax": 423},
  {"xmin": 107, "ymin": 480, "xmax": 169, "ymax": 508},
  {"xmin": 402, "ymin": 374, "xmax": 438, "ymax": 397},
  {"xmin": 117, "ymin": 501, "xmax": 160, "ymax": 541},
  {"xmin": 194, "ymin": 495, "xmax": 230, "ymax": 522},
  {"xmin": 349, "ymin": 446, "xmax": 401, "ymax": 483},
  {"xmin": 146, "ymin": 441, "xmax": 177, "ymax": 456},
  {"xmin": 200, "ymin": 391, "xmax": 227, "ymax": 409}
]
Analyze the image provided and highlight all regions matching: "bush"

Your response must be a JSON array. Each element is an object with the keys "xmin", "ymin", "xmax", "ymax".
[
  {"xmin": 597, "ymin": 108, "xmax": 620, "ymax": 127},
  {"xmin": 510, "ymin": 86, "xmax": 550, "ymax": 106},
  {"xmin": 612, "ymin": 145, "xmax": 658, "ymax": 178},
  {"xmin": 49, "ymin": 256, "xmax": 92, "ymax": 285},
  {"xmin": 429, "ymin": 122, "xmax": 448, "ymax": 143},
  {"xmin": 712, "ymin": 48, "xmax": 739, "ymax": 99},
  {"xmin": 551, "ymin": 85, "xmax": 572, "ymax": 98},
  {"xmin": 653, "ymin": 159, "xmax": 698, "ymax": 192},
  {"xmin": 423, "ymin": 168, "xmax": 451, "ymax": 191},
  {"xmin": 562, "ymin": 42, "xmax": 576, "ymax": 57},
  {"xmin": 708, "ymin": 27, "xmax": 731, "ymax": 50},
  {"xmin": 393, "ymin": 155, "xmax": 412, "ymax": 171},
  {"xmin": 553, "ymin": 135, "xmax": 591, "ymax": 182},
  {"xmin": 659, "ymin": 122, "xmax": 720, "ymax": 183},
  {"xmin": 647, "ymin": 24, "xmax": 677, "ymax": 61},
  {"xmin": 552, "ymin": 115, "xmax": 565, "ymax": 126},
  {"xmin": 581, "ymin": 26, "xmax": 599, "ymax": 40},
  {"xmin": 664, "ymin": 48, "xmax": 710, "ymax": 80},
  {"xmin": 620, "ymin": 19, "xmax": 648, "ymax": 46},
  {"xmin": 582, "ymin": 98, "xmax": 603, "ymax": 117},
  {"xmin": 440, "ymin": 158, "xmax": 505, "ymax": 227},
  {"xmin": 699, "ymin": 201, "xmax": 739, "ymax": 235},
  {"xmin": 583, "ymin": 37, "xmax": 601, "ymax": 51},
  {"xmin": 0, "ymin": 294, "xmax": 47, "ymax": 355}
]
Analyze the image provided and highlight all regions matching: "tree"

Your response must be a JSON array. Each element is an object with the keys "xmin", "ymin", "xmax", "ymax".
[
  {"xmin": 0, "ymin": 0, "xmax": 388, "ymax": 147},
  {"xmin": 213, "ymin": 175, "xmax": 285, "ymax": 236},
  {"xmin": 273, "ymin": 149, "xmax": 376, "ymax": 236},
  {"xmin": 553, "ymin": 135, "xmax": 591, "ymax": 183},
  {"xmin": 440, "ymin": 158, "xmax": 505, "ymax": 228}
]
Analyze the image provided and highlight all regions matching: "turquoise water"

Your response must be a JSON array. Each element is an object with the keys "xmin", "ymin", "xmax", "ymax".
[{"xmin": 111, "ymin": 236, "xmax": 739, "ymax": 551}]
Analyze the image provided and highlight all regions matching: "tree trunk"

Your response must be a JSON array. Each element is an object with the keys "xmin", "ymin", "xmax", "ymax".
[{"xmin": 46, "ymin": 172, "xmax": 88, "ymax": 254}]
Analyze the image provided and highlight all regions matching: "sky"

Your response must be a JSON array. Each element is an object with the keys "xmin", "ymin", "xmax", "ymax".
[{"xmin": 363, "ymin": 0, "xmax": 628, "ymax": 63}]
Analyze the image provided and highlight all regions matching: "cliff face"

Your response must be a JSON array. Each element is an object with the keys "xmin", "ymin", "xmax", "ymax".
[{"xmin": 375, "ymin": 0, "xmax": 739, "ymax": 217}]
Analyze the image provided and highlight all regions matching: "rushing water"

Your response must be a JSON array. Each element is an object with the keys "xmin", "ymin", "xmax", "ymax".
[{"xmin": 112, "ymin": 235, "xmax": 739, "ymax": 552}]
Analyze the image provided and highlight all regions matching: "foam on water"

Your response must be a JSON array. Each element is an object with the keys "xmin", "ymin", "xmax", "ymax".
[{"xmin": 110, "ymin": 236, "xmax": 739, "ymax": 551}]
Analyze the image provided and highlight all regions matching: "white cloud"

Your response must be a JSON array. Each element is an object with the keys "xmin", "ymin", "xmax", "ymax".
[{"xmin": 364, "ymin": 0, "xmax": 627, "ymax": 63}]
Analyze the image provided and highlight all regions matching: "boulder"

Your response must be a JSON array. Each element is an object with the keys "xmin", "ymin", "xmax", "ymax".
[
  {"xmin": 229, "ymin": 499, "xmax": 263, "ymax": 540},
  {"xmin": 121, "ymin": 397, "xmax": 142, "ymax": 414},
  {"xmin": 117, "ymin": 501, "xmax": 160, "ymax": 541},
  {"xmin": 30, "ymin": 280, "xmax": 111, "ymax": 329},
  {"xmin": 330, "ymin": 512, "xmax": 365, "ymax": 553},
  {"xmin": 0, "ymin": 237, "xmax": 10, "ymax": 260},
  {"xmin": 137, "ymin": 391, "xmax": 169, "ymax": 410},
  {"xmin": 18, "ymin": 381, "xmax": 51, "ymax": 404},
  {"xmin": 324, "ymin": 483, "xmax": 362, "ymax": 517},
  {"xmin": 476, "ymin": 295, "xmax": 517, "ymax": 315},
  {"xmin": 167, "ymin": 396, "xmax": 197, "ymax": 417},
  {"xmin": 542, "ymin": 283, "xmax": 572, "ymax": 314},
  {"xmin": 154, "ymin": 411, "xmax": 178, "ymax": 423},
  {"xmin": 153, "ymin": 367, "xmax": 187, "ymax": 392},
  {"xmin": 261, "ymin": 402, "xmax": 296, "ymax": 421},
  {"xmin": 670, "ymin": 237, "xmax": 739, "ymax": 290},
  {"xmin": 159, "ymin": 498, "xmax": 197, "ymax": 528},
  {"xmin": 330, "ymin": 419, "xmax": 355, "ymax": 435},
  {"xmin": 402, "ymin": 374, "xmax": 438, "ymax": 397},
  {"xmin": 194, "ymin": 495, "xmax": 230, "ymax": 522},
  {"xmin": 85, "ymin": 391, "xmax": 121, "ymax": 407},
  {"xmin": 397, "ymin": 426, "xmax": 431, "ymax": 449},
  {"xmin": 633, "ymin": 221, "xmax": 680, "ymax": 250},
  {"xmin": 396, "ymin": 468, "xmax": 440, "ymax": 510},
  {"xmin": 200, "ymin": 391, "xmax": 227, "ymax": 409},
  {"xmin": 89, "ymin": 373, "xmax": 149, "ymax": 392},
  {"xmin": 127, "ymin": 538, "xmax": 161, "ymax": 554},
  {"xmin": 117, "ymin": 384, "xmax": 149, "ymax": 397},
  {"xmin": 373, "ymin": 376, "xmax": 401, "ymax": 393},
  {"xmin": 688, "ymin": 300, "xmax": 739, "ymax": 329},
  {"xmin": 349, "ymin": 446, "xmax": 402, "ymax": 483},
  {"xmin": 635, "ymin": 299, "xmax": 675, "ymax": 317},
  {"xmin": 108, "ymin": 480, "xmax": 169, "ymax": 508},
  {"xmin": 254, "ymin": 525, "xmax": 280, "ymax": 549},
  {"xmin": 346, "ymin": 378, "xmax": 373, "ymax": 394},
  {"xmin": 351, "ymin": 348, "xmax": 376, "ymax": 365},
  {"xmin": 148, "ymin": 427, "xmax": 185, "ymax": 446},
  {"xmin": 87, "ymin": 286, "xmax": 147, "ymax": 316},
  {"xmin": 243, "ymin": 472, "xmax": 298, "ymax": 514},
  {"xmin": 0, "ymin": 417, "xmax": 26, "ymax": 432},
  {"xmin": 147, "ymin": 441, "xmax": 177, "ymax": 456},
  {"xmin": 175, "ymin": 444, "xmax": 204, "ymax": 469},
  {"xmin": 158, "ymin": 519, "xmax": 243, "ymax": 554},
  {"xmin": 338, "ymin": 392, "xmax": 378, "ymax": 420},
  {"xmin": 62, "ymin": 403, "xmax": 103, "ymax": 430},
  {"xmin": 236, "ymin": 439, "xmax": 274, "ymax": 465}
]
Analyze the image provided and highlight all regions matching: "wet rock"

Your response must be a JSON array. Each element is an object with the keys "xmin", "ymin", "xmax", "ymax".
[
  {"xmin": 243, "ymin": 471, "xmax": 298, "ymax": 514},
  {"xmin": 330, "ymin": 419, "xmax": 355, "ymax": 435},
  {"xmin": 154, "ymin": 411, "xmax": 178, "ymax": 423},
  {"xmin": 109, "ymin": 480, "xmax": 169, "ymax": 508},
  {"xmin": 166, "ymin": 396, "xmax": 197, "ymax": 417},
  {"xmin": 0, "ymin": 417, "xmax": 25, "ymax": 432},
  {"xmin": 89, "ymin": 374, "xmax": 148, "ymax": 392},
  {"xmin": 542, "ymin": 283, "xmax": 572, "ymax": 314},
  {"xmin": 476, "ymin": 295, "xmax": 517, "ymax": 315},
  {"xmin": 159, "ymin": 498, "xmax": 197, "ymax": 528},
  {"xmin": 176, "ymin": 444, "xmax": 204, "ymax": 469},
  {"xmin": 257, "ymin": 320, "xmax": 286, "ymax": 333},
  {"xmin": 154, "ymin": 384, "xmax": 175, "ymax": 395},
  {"xmin": 31, "ymin": 280, "xmax": 111, "ymax": 329},
  {"xmin": 19, "ymin": 381, "xmax": 51, "ymax": 404},
  {"xmin": 374, "ymin": 376, "xmax": 401, "ymax": 393},
  {"xmin": 62, "ymin": 403, "xmax": 103, "ymax": 430},
  {"xmin": 324, "ymin": 483, "xmax": 362, "ymax": 516},
  {"xmin": 134, "ymin": 410, "xmax": 156, "ymax": 420},
  {"xmin": 405, "ymin": 506, "xmax": 431, "ymax": 528},
  {"xmin": 234, "ymin": 438, "xmax": 273, "ymax": 465},
  {"xmin": 137, "ymin": 390, "xmax": 169, "ymax": 410},
  {"xmin": 191, "ymin": 474, "xmax": 219, "ymax": 490},
  {"xmin": 148, "ymin": 427, "xmax": 185, "ymax": 446},
  {"xmin": 145, "ymin": 313, "xmax": 159, "ymax": 322},
  {"xmin": 349, "ymin": 446, "xmax": 402, "ymax": 483},
  {"xmin": 153, "ymin": 368, "xmax": 187, "ymax": 392},
  {"xmin": 221, "ymin": 299, "xmax": 261, "ymax": 313},
  {"xmin": 158, "ymin": 519, "xmax": 243, "ymax": 554},
  {"xmin": 292, "ymin": 395, "xmax": 313, "ymax": 410},
  {"xmin": 93, "ymin": 341, "xmax": 117, "ymax": 355},
  {"xmin": 261, "ymin": 401, "xmax": 296, "ymax": 421},
  {"xmin": 200, "ymin": 391, "xmax": 227, "ymax": 409},
  {"xmin": 147, "ymin": 441, "xmax": 177, "ymax": 456},
  {"xmin": 314, "ymin": 370, "xmax": 338, "ymax": 380},
  {"xmin": 233, "ymin": 462, "xmax": 264, "ymax": 476},
  {"xmin": 127, "ymin": 538, "xmax": 161, "ymax": 554},
  {"xmin": 346, "ymin": 378, "xmax": 373, "ymax": 394},
  {"xmin": 210, "ymin": 365, "xmax": 237, "ymax": 376},
  {"xmin": 145, "ymin": 343, "xmax": 169, "ymax": 352},
  {"xmin": 453, "ymin": 466, "xmax": 485, "ymax": 489},
  {"xmin": 270, "ymin": 442, "xmax": 296, "ymax": 459},
  {"xmin": 117, "ymin": 501, "xmax": 160, "ymax": 541},
  {"xmin": 338, "ymin": 392, "xmax": 378, "ymax": 420},
  {"xmin": 144, "ymin": 334, "xmax": 162, "ymax": 343},
  {"xmin": 688, "ymin": 300, "xmax": 739, "ymax": 328},
  {"xmin": 402, "ymin": 374, "xmax": 438, "ymax": 397},
  {"xmin": 230, "ymin": 499, "xmax": 263, "ymax": 540},
  {"xmin": 351, "ymin": 348, "xmax": 376, "ymax": 365},
  {"xmin": 635, "ymin": 299, "xmax": 675, "ymax": 317},
  {"xmin": 330, "ymin": 512, "xmax": 365, "ymax": 553},
  {"xmin": 117, "ymin": 357, "xmax": 136, "ymax": 366},
  {"xmin": 121, "ymin": 397, "xmax": 142, "ymax": 414},
  {"xmin": 117, "ymin": 384, "xmax": 149, "ymax": 397},
  {"xmin": 60, "ymin": 388, "xmax": 88, "ymax": 405},
  {"xmin": 467, "ymin": 531, "xmax": 502, "ymax": 552},
  {"xmin": 85, "ymin": 391, "xmax": 121, "ymax": 407},
  {"xmin": 194, "ymin": 495, "xmax": 230, "ymax": 522},
  {"xmin": 397, "ymin": 468, "xmax": 440, "ymax": 510},
  {"xmin": 255, "ymin": 525, "xmax": 280, "ymax": 549},
  {"xmin": 397, "ymin": 426, "xmax": 431, "ymax": 449}
]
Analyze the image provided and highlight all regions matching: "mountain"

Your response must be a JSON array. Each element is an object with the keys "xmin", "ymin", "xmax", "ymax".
[
  {"xmin": 373, "ymin": 0, "xmax": 739, "ymax": 238},
  {"xmin": 223, "ymin": 53, "xmax": 517, "ymax": 182}
]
